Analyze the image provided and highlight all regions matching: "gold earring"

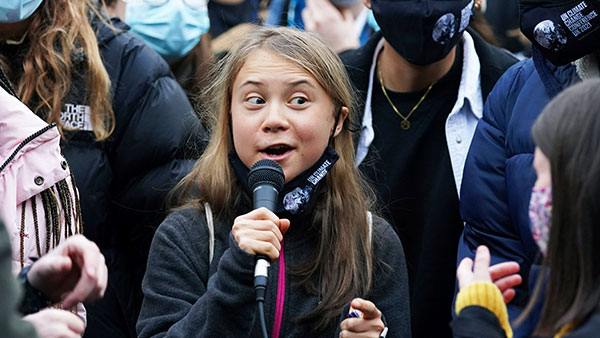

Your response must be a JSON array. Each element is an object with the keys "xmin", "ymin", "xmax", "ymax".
[{"xmin": 474, "ymin": 0, "xmax": 482, "ymax": 10}]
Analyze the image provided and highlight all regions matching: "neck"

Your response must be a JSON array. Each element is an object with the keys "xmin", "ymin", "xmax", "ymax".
[
  {"xmin": 377, "ymin": 39, "xmax": 457, "ymax": 92},
  {"xmin": 0, "ymin": 16, "xmax": 34, "ymax": 41}
]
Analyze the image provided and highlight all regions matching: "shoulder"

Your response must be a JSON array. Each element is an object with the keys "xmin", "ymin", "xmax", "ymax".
[
  {"xmin": 469, "ymin": 28, "xmax": 518, "ymax": 73},
  {"xmin": 152, "ymin": 207, "xmax": 209, "ymax": 252},
  {"xmin": 485, "ymin": 58, "xmax": 537, "ymax": 112},
  {"xmin": 94, "ymin": 17, "xmax": 174, "ymax": 89},
  {"xmin": 340, "ymin": 32, "xmax": 381, "ymax": 91},
  {"xmin": 467, "ymin": 29, "xmax": 519, "ymax": 100},
  {"xmin": 370, "ymin": 215, "xmax": 405, "ymax": 259}
]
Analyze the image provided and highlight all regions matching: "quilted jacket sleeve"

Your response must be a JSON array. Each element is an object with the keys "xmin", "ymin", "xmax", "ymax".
[{"xmin": 456, "ymin": 60, "xmax": 542, "ymax": 335}]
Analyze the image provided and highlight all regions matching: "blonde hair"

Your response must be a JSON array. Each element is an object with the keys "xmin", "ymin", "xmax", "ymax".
[
  {"xmin": 13, "ymin": 0, "xmax": 114, "ymax": 141},
  {"xmin": 178, "ymin": 26, "xmax": 375, "ymax": 331}
]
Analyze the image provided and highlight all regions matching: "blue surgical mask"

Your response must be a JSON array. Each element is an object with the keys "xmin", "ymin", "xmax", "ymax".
[
  {"xmin": 125, "ymin": 0, "xmax": 210, "ymax": 62},
  {"xmin": 0, "ymin": 0, "xmax": 43, "ymax": 23}
]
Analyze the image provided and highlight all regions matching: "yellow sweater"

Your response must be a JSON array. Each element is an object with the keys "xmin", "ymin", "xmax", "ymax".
[{"xmin": 455, "ymin": 282, "xmax": 575, "ymax": 338}]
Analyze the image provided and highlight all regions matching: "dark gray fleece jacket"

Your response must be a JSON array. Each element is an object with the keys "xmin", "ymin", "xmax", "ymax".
[{"xmin": 137, "ymin": 205, "xmax": 411, "ymax": 338}]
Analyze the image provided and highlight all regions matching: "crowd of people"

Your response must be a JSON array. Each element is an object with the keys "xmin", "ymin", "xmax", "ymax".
[{"xmin": 1, "ymin": 0, "xmax": 599, "ymax": 337}]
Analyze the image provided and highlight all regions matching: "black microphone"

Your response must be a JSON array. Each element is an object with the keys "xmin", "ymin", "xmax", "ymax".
[
  {"xmin": 248, "ymin": 159, "xmax": 285, "ymax": 290},
  {"xmin": 248, "ymin": 159, "xmax": 284, "ymax": 338},
  {"xmin": 247, "ymin": 159, "xmax": 285, "ymax": 292}
]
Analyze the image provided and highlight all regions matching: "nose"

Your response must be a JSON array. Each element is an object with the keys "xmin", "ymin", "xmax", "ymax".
[{"xmin": 261, "ymin": 103, "xmax": 289, "ymax": 133}]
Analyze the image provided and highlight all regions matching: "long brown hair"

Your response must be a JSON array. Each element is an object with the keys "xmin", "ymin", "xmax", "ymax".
[
  {"xmin": 177, "ymin": 26, "xmax": 375, "ymax": 331},
  {"xmin": 11, "ymin": 0, "xmax": 114, "ymax": 141},
  {"xmin": 520, "ymin": 79, "xmax": 600, "ymax": 335}
]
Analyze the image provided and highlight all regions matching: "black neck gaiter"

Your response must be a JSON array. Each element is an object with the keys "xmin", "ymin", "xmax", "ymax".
[{"xmin": 228, "ymin": 146, "xmax": 340, "ymax": 221}]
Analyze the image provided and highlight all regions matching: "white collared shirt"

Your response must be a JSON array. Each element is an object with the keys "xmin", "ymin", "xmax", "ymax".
[{"xmin": 355, "ymin": 31, "xmax": 483, "ymax": 197}]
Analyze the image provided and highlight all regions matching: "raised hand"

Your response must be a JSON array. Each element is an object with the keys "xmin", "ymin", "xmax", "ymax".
[
  {"xmin": 457, "ymin": 245, "xmax": 522, "ymax": 304},
  {"xmin": 302, "ymin": 0, "xmax": 360, "ymax": 53}
]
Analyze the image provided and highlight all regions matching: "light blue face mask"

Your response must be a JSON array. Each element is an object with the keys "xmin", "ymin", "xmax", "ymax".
[
  {"xmin": 0, "ymin": 0, "xmax": 43, "ymax": 23},
  {"xmin": 125, "ymin": 0, "xmax": 210, "ymax": 63}
]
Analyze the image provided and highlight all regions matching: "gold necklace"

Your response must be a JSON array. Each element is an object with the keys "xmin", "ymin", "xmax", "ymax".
[{"xmin": 378, "ymin": 69, "xmax": 436, "ymax": 130}]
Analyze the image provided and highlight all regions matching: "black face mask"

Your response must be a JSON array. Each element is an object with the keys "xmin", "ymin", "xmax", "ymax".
[
  {"xmin": 520, "ymin": 0, "xmax": 600, "ymax": 66},
  {"xmin": 229, "ymin": 146, "xmax": 340, "ymax": 220},
  {"xmin": 372, "ymin": 0, "xmax": 474, "ymax": 65}
]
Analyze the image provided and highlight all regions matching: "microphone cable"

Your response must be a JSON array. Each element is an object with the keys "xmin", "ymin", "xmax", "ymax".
[{"xmin": 255, "ymin": 254, "xmax": 270, "ymax": 338}]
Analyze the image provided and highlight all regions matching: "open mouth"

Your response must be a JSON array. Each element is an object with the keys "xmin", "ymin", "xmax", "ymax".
[{"xmin": 262, "ymin": 144, "xmax": 293, "ymax": 156}]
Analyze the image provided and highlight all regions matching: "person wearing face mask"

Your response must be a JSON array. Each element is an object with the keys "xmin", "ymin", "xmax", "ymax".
[
  {"xmin": 339, "ymin": 1, "xmax": 517, "ymax": 337},
  {"xmin": 456, "ymin": 1, "xmax": 600, "ymax": 336},
  {"xmin": 0, "ymin": 1, "xmax": 206, "ymax": 338},
  {"xmin": 265, "ymin": 0, "xmax": 379, "ymax": 53},
  {"xmin": 102, "ymin": 0, "xmax": 214, "ymax": 100},
  {"xmin": 453, "ymin": 79, "xmax": 600, "ymax": 338}
]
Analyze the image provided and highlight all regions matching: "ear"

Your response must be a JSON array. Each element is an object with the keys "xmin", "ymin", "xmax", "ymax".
[
  {"xmin": 332, "ymin": 107, "xmax": 349, "ymax": 137},
  {"xmin": 363, "ymin": 0, "xmax": 372, "ymax": 10}
]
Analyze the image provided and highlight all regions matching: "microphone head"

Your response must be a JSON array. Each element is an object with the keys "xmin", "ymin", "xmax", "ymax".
[{"xmin": 248, "ymin": 159, "xmax": 285, "ymax": 192}]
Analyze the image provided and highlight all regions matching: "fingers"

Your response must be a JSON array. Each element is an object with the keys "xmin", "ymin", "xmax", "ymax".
[
  {"xmin": 341, "ymin": 8, "xmax": 354, "ymax": 24},
  {"xmin": 472, "ymin": 246, "xmax": 492, "ymax": 282},
  {"xmin": 489, "ymin": 261, "xmax": 520, "ymax": 281},
  {"xmin": 61, "ymin": 236, "xmax": 106, "ymax": 308},
  {"xmin": 27, "ymin": 255, "xmax": 72, "ymax": 292},
  {"xmin": 279, "ymin": 218, "xmax": 291, "ymax": 235},
  {"xmin": 339, "ymin": 299, "xmax": 385, "ymax": 337},
  {"xmin": 302, "ymin": 0, "xmax": 316, "ymax": 31},
  {"xmin": 350, "ymin": 299, "xmax": 380, "ymax": 320},
  {"xmin": 502, "ymin": 288, "xmax": 516, "ymax": 304},
  {"xmin": 24, "ymin": 309, "xmax": 85, "ymax": 338},
  {"xmin": 232, "ymin": 208, "xmax": 289, "ymax": 261},
  {"xmin": 493, "ymin": 274, "xmax": 522, "ymax": 293},
  {"xmin": 456, "ymin": 257, "xmax": 473, "ymax": 290}
]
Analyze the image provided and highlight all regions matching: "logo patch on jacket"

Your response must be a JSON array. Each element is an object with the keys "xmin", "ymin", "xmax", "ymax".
[{"xmin": 61, "ymin": 104, "xmax": 93, "ymax": 131}]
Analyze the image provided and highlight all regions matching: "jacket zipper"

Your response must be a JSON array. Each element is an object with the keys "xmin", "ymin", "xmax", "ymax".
[{"xmin": 0, "ymin": 122, "xmax": 57, "ymax": 174}]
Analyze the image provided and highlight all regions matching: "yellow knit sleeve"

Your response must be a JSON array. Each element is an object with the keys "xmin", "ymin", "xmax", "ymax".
[{"xmin": 455, "ymin": 281, "xmax": 513, "ymax": 338}]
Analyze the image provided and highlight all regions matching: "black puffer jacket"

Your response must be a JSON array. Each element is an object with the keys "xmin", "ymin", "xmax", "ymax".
[{"xmin": 66, "ymin": 16, "xmax": 206, "ymax": 250}]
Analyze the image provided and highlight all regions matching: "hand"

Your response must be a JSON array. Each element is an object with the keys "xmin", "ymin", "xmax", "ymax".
[
  {"xmin": 302, "ymin": 0, "xmax": 360, "ymax": 53},
  {"xmin": 27, "ymin": 235, "xmax": 107, "ymax": 308},
  {"xmin": 339, "ymin": 298, "xmax": 385, "ymax": 338},
  {"xmin": 457, "ymin": 246, "xmax": 522, "ymax": 304},
  {"xmin": 231, "ymin": 207, "xmax": 290, "ymax": 261},
  {"xmin": 24, "ymin": 308, "xmax": 85, "ymax": 338}
]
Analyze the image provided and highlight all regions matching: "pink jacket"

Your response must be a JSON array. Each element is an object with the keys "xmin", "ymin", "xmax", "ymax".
[{"xmin": 0, "ymin": 86, "xmax": 84, "ymax": 319}]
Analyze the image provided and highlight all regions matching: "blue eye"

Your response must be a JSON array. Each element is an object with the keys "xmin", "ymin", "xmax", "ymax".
[
  {"xmin": 248, "ymin": 97, "xmax": 265, "ymax": 105},
  {"xmin": 290, "ymin": 97, "xmax": 307, "ymax": 105}
]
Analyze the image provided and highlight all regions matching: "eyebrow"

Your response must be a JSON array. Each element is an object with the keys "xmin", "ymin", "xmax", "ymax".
[{"xmin": 238, "ymin": 78, "xmax": 317, "ymax": 89}]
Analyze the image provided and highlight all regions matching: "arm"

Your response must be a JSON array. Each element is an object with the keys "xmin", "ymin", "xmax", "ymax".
[{"xmin": 457, "ymin": 61, "xmax": 538, "ymax": 313}]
